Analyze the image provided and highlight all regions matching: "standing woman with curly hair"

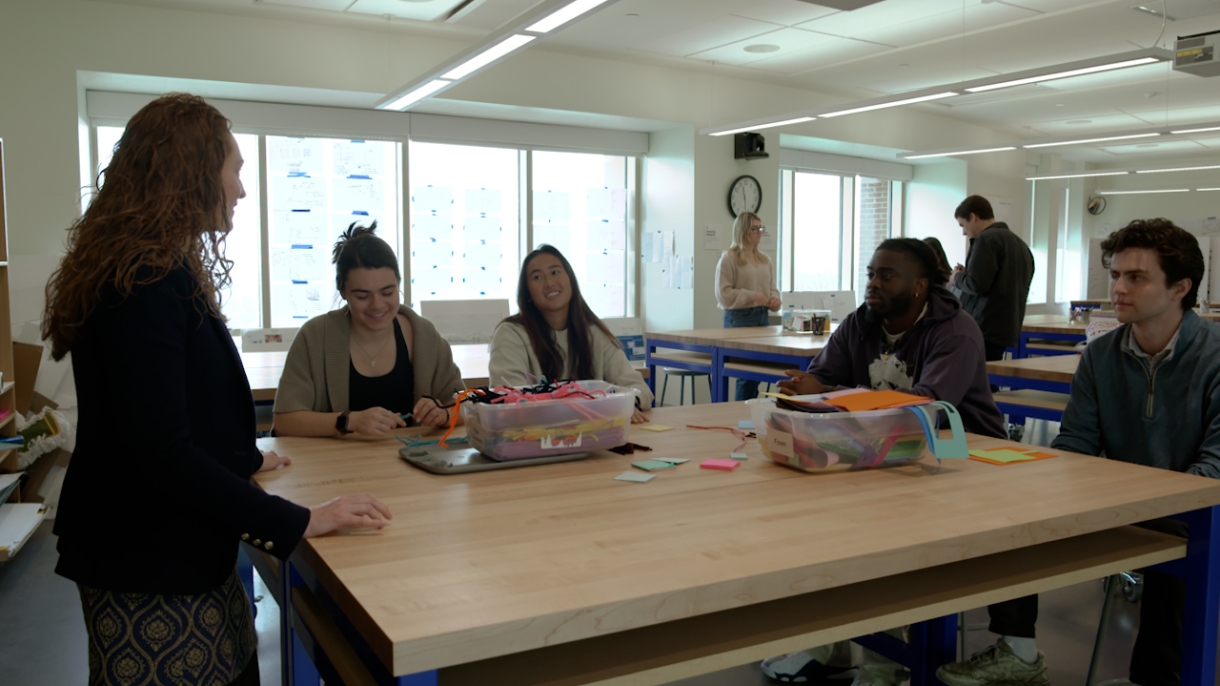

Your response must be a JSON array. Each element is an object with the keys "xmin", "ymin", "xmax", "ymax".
[
  {"xmin": 271, "ymin": 222, "xmax": 464, "ymax": 437},
  {"xmin": 44, "ymin": 94, "xmax": 391, "ymax": 686}
]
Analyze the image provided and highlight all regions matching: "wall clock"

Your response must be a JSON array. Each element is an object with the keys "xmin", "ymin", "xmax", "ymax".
[{"xmin": 728, "ymin": 175, "xmax": 762, "ymax": 218}]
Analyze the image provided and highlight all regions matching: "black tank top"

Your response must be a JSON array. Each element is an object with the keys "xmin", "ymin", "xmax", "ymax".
[{"xmin": 349, "ymin": 317, "xmax": 415, "ymax": 417}]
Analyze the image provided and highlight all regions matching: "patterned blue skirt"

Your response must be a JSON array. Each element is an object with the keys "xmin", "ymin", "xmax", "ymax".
[{"xmin": 77, "ymin": 569, "xmax": 256, "ymax": 686}]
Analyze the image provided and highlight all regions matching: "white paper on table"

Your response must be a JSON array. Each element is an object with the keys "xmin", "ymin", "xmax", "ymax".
[
  {"xmin": 419, "ymin": 299, "xmax": 509, "ymax": 343},
  {"xmin": 268, "ymin": 137, "xmax": 324, "ymax": 176},
  {"xmin": 411, "ymin": 267, "xmax": 454, "ymax": 299},
  {"xmin": 462, "ymin": 215, "xmax": 502, "ymax": 243},
  {"xmin": 412, "ymin": 186, "xmax": 454, "ymax": 213},
  {"xmin": 272, "ymin": 175, "xmax": 326, "ymax": 211},
  {"xmin": 272, "ymin": 211, "xmax": 328, "ymax": 247},
  {"xmin": 332, "ymin": 140, "xmax": 386, "ymax": 177},
  {"xmin": 413, "ymin": 239, "xmax": 455, "ymax": 268},
  {"xmin": 533, "ymin": 224, "xmax": 570, "ymax": 256},
  {"xmin": 703, "ymin": 225, "xmax": 724, "ymax": 251},
  {"xmin": 464, "ymin": 241, "xmax": 502, "ymax": 267},
  {"xmin": 586, "ymin": 251, "xmax": 625, "ymax": 283},
  {"xmin": 465, "ymin": 188, "xmax": 501, "ymax": 216},
  {"xmin": 679, "ymin": 256, "xmax": 694, "ymax": 290},
  {"xmin": 587, "ymin": 188, "xmax": 613, "ymax": 218},
  {"xmin": 333, "ymin": 177, "xmax": 385, "ymax": 213},
  {"xmin": 463, "ymin": 268, "xmax": 503, "ymax": 296},
  {"xmin": 533, "ymin": 191, "xmax": 571, "ymax": 224},
  {"xmin": 412, "ymin": 214, "xmax": 454, "ymax": 242},
  {"xmin": 588, "ymin": 219, "xmax": 626, "ymax": 251}
]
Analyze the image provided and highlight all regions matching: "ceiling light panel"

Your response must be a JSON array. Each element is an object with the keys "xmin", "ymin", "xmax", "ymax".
[
  {"xmin": 441, "ymin": 34, "xmax": 536, "ymax": 80},
  {"xmin": 383, "ymin": 79, "xmax": 452, "ymax": 111},
  {"xmin": 820, "ymin": 91, "xmax": 958, "ymax": 117},
  {"xmin": 526, "ymin": 0, "xmax": 614, "ymax": 33},
  {"xmin": 1099, "ymin": 189, "xmax": 1191, "ymax": 195},
  {"xmin": 708, "ymin": 117, "xmax": 817, "ymax": 137},
  {"xmin": 904, "ymin": 146, "xmax": 1017, "ymax": 160},
  {"xmin": 344, "ymin": 0, "xmax": 460, "ymax": 21},
  {"xmin": 1026, "ymin": 171, "xmax": 1131, "ymax": 180},
  {"xmin": 1023, "ymin": 133, "xmax": 1161, "ymax": 148},
  {"xmin": 965, "ymin": 56, "xmax": 1161, "ymax": 92}
]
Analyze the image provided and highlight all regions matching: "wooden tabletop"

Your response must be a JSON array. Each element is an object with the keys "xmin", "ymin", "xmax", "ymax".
[
  {"xmin": 254, "ymin": 402, "xmax": 1220, "ymax": 677},
  {"xmin": 647, "ymin": 326, "xmax": 786, "ymax": 345},
  {"xmin": 986, "ymin": 355, "xmax": 1080, "ymax": 384},
  {"xmin": 1021, "ymin": 314, "xmax": 1089, "ymax": 335},
  {"xmin": 719, "ymin": 334, "xmax": 830, "ymax": 356}
]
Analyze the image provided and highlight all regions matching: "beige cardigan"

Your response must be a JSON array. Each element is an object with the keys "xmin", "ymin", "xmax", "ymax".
[{"xmin": 273, "ymin": 305, "xmax": 463, "ymax": 414}]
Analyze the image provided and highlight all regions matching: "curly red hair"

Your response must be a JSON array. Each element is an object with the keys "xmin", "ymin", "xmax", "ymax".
[{"xmin": 43, "ymin": 93, "xmax": 236, "ymax": 360}]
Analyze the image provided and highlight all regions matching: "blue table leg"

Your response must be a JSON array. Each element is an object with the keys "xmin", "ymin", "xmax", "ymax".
[
  {"xmin": 1174, "ymin": 507, "xmax": 1219, "ymax": 686},
  {"xmin": 238, "ymin": 545, "xmax": 256, "ymax": 618},
  {"xmin": 909, "ymin": 615, "xmax": 957, "ymax": 686}
]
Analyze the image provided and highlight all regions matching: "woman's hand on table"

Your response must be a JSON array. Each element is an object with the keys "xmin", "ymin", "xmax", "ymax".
[
  {"xmin": 753, "ymin": 292, "xmax": 770, "ymax": 306},
  {"xmin": 349, "ymin": 407, "xmax": 406, "ymax": 437},
  {"xmin": 257, "ymin": 450, "xmax": 291, "ymax": 473},
  {"xmin": 777, "ymin": 370, "xmax": 825, "ymax": 396},
  {"xmin": 412, "ymin": 397, "xmax": 452, "ymax": 427},
  {"xmin": 631, "ymin": 408, "xmax": 649, "ymax": 424},
  {"xmin": 304, "ymin": 494, "xmax": 393, "ymax": 538},
  {"xmin": 767, "ymin": 296, "xmax": 782, "ymax": 311}
]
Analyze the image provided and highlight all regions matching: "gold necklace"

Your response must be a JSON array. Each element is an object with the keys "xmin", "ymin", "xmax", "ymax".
[{"xmin": 352, "ymin": 329, "xmax": 394, "ymax": 367}]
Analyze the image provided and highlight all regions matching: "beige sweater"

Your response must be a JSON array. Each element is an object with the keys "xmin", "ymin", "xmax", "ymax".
[
  {"xmin": 489, "ymin": 321, "xmax": 654, "ymax": 407},
  {"xmin": 273, "ymin": 305, "xmax": 463, "ymax": 414},
  {"xmin": 716, "ymin": 250, "xmax": 780, "ymax": 310}
]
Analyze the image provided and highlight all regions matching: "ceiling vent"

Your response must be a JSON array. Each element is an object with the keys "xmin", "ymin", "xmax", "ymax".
[{"xmin": 796, "ymin": 0, "xmax": 887, "ymax": 10}]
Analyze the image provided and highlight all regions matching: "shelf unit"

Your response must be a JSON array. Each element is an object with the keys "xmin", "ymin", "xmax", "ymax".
[{"xmin": 0, "ymin": 139, "xmax": 43, "ymax": 559}]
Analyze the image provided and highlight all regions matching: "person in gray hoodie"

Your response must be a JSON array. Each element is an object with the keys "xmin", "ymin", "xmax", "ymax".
[
  {"xmin": 767, "ymin": 239, "xmax": 1045, "ymax": 686},
  {"xmin": 1051, "ymin": 219, "xmax": 1217, "ymax": 686}
]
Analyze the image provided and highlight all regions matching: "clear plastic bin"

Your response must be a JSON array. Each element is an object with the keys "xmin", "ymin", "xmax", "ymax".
[
  {"xmin": 746, "ymin": 398, "xmax": 929, "ymax": 473},
  {"xmin": 462, "ymin": 381, "xmax": 638, "ymax": 461}
]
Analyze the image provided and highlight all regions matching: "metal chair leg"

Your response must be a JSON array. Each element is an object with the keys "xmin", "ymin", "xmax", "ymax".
[
  {"xmin": 679, "ymin": 376, "xmax": 686, "ymax": 406},
  {"xmin": 1086, "ymin": 575, "xmax": 1120, "ymax": 686},
  {"xmin": 660, "ymin": 374, "xmax": 669, "ymax": 408}
]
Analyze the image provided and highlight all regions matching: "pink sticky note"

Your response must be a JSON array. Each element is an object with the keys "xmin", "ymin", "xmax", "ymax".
[{"xmin": 701, "ymin": 459, "xmax": 740, "ymax": 471}]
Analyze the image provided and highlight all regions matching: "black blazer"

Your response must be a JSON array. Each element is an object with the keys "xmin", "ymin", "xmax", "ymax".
[{"xmin": 55, "ymin": 268, "xmax": 310, "ymax": 594}]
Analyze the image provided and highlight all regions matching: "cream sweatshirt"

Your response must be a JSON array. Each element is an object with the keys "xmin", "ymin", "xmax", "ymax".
[
  {"xmin": 489, "ymin": 321, "xmax": 654, "ymax": 406},
  {"xmin": 716, "ymin": 250, "xmax": 780, "ymax": 311}
]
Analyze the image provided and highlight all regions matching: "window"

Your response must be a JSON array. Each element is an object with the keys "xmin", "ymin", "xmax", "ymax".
[
  {"xmin": 780, "ymin": 171, "xmax": 903, "ymax": 296},
  {"xmin": 266, "ymin": 136, "xmax": 401, "ymax": 327},
  {"xmin": 531, "ymin": 151, "xmax": 629, "ymax": 318},
  {"xmin": 94, "ymin": 126, "xmax": 264, "ymax": 329},
  {"xmin": 407, "ymin": 142, "xmax": 520, "ymax": 308}
]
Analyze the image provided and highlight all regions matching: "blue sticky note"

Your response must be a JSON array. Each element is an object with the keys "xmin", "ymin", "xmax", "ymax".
[{"xmin": 738, "ymin": 420, "xmax": 755, "ymax": 430}]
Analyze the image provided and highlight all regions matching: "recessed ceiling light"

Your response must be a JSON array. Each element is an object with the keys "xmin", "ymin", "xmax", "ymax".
[
  {"xmin": 898, "ymin": 63, "xmax": 910, "ymax": 69},
  {"xmin": 744, "ymin": 44, "xmax": 780, "ymax": 54},
  {"xmin": 1131, "ymin": 5, "xmax": 1176, "ymax": 20},
  {"xmin": 1065, "ymin": 119, "xmax": 1092, "ymax": 125},
  {"xmin": 1137, "ymin": 143, "xmax": 1160, "ymax": 148},
  {"xmin": 1055, "ymin": 103, "xmax": 1066, "ymax": 107}
]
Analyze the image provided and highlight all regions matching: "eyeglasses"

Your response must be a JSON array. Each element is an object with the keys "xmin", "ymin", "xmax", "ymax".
[{"xmin": 750, "ymin": 226, "xmax": 767, "ymax": 233}]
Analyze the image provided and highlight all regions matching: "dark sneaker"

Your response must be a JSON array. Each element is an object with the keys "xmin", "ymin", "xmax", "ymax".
[{"xmin": 936, "ymin": 640, "xmax": 1050, "ymax": 686}]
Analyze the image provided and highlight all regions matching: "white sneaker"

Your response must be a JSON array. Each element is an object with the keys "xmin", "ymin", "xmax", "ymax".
[{"xmin": 760, "ymin": 643, "xmax": 854, "ymax": 683}]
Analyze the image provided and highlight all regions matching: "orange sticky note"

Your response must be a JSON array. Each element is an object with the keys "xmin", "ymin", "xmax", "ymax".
[{"xmin": 827, "ymin": 389, "xmax": 930, "ymax": 412}]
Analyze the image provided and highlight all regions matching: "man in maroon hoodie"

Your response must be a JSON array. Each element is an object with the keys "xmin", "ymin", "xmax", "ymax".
[{"xmin": 765, "ymin": 239, "xmax": 1047, "ymax": 686}]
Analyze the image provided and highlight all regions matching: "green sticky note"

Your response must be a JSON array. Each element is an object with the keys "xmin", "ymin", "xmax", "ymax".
[
  {"xmin": 615, "ymin": 471, "xmax": 656, "ymax": 483},
  {"xmin": 632, "ymin": 459, "xmax": 676, "ymax": 471},
  {"xmin": 738, "ymin": 420, "xmax": 755, "ymax": 430},
  {"xmin": 652, "ymin": 457, "xmax": 690, "ymax": 464},
  {"xmin": 970, "ymin": 449, "xmax": 1037, "ymax": 464},
  {"xmin": 730, "ymin": 452, "xmax": 749, "ymax": 460}
]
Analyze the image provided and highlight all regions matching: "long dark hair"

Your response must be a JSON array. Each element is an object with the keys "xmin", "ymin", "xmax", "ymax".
[
  {"xmin": 44, "ymin": 93, "xmax": 234, "ymax": 360},
  {"xmin": 922, "ymin": 237, "xmax": 954, "ymax": 284},
  {"xmin": 504, "ymin": 245, "xmax": 617, "ymax": 381}
]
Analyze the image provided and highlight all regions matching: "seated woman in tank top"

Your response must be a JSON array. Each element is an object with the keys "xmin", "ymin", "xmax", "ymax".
[{"xmin": 273, "ymin": 223, "xmax": 463, "ymax": 437}]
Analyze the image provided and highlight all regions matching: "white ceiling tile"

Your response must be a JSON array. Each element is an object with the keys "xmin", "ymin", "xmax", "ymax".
[
  {"xmin": 632, "ymin": 15, "xmax": 782, "ymax": 58},
  {"xmin": 795, "ymin": 0, "xmax": 965, "ymax": 37},
  {"xmin": 687, "ymin": 27, "xmax": 838, "ymax": 66},
  {"xmin": 345, "ymin": 0, "xmax": 459, "ymax": 21},
  {"xmin": 1001, "ymin": 0, "xmax": 1115, "ymax": 11},
  {"xmin": 260, "ymin": 0, "xmax": 354, "ymax": 11},
  {"xmin": 847, "ymin": 1, "xmax": 1037, "ymax": 47},
  {"xmin": 747, "ymin": 35, "xmax": 893, "ymax": 74},
  {"xmin": 733, "ymin": 0, "xmax": 840, "ymax": 26}
]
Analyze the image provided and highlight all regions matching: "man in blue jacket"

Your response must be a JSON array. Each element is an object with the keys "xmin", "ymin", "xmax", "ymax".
[
  {"xmin": 1050, "ymin": 219, "xmax": 1215, "ymax": 686},
  {"xmin": 765, "ymin": 239, "xmax": 1045, "ymax": 686}
]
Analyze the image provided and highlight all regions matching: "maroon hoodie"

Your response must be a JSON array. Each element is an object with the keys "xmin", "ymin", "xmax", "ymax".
[{"xmin": 806, "ymin": 285, "xmax": 1006, "ymax": 439}]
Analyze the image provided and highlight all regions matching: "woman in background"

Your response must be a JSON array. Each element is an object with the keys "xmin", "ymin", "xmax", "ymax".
[
  {"xmin": 715, "ymin": 211, "xmax": 780, "ymax": 400},
  {"xmin": 274, "ymin": 223, "xmax": 463, "ymax": 437},
  {"xmin": 44, "ymin": 93, "xmax": 390, "ymax": 685},
  {"xmin": 489, "ymin": 244, "xmax": 653, "ymax": 422},
  {"xmin": 923, "ymin": 236, "xmax": 954, "ymax": 284}
]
